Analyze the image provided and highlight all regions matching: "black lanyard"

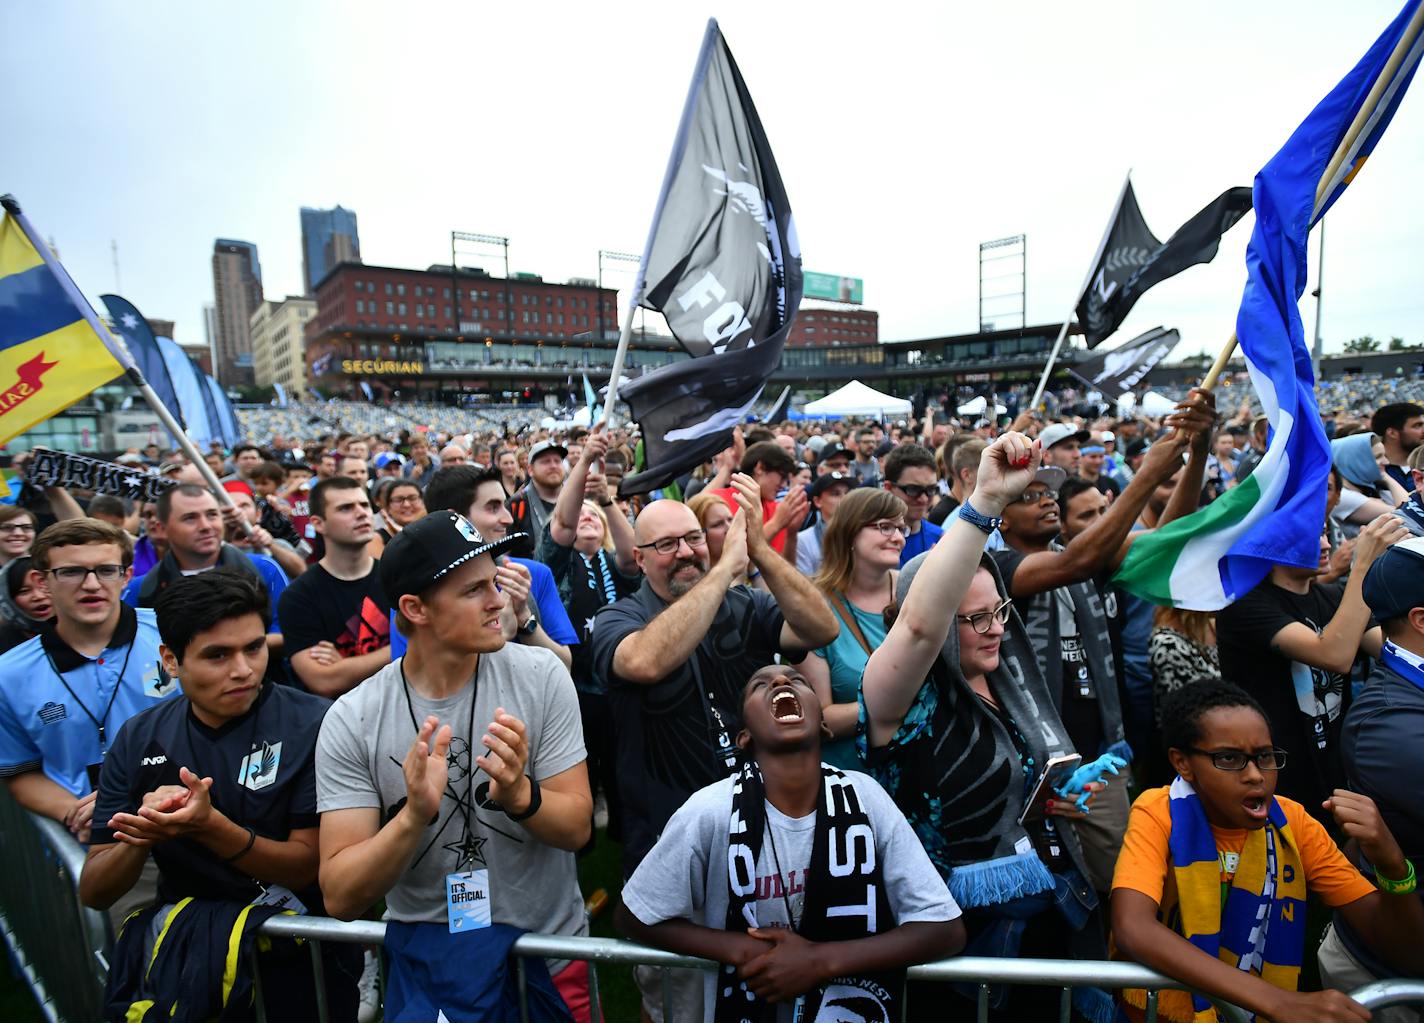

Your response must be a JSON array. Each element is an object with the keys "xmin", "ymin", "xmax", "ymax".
[
  {"xmin": 43, "ymin": 639, "xmax": 135, "ymax": 752},
  {"xmin": 400, "ymin": 656, "xmax": 485, "ymax": 866}
]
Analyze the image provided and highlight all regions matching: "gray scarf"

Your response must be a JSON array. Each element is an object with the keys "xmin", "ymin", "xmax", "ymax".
[{"xmin": 1012, "ymin": 541, "xmax": 1128, "ymax": 757}]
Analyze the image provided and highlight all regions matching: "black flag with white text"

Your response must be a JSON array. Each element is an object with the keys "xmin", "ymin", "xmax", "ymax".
[
  {"xmin": 1076, "ymin": 184, "xmax": 1251, "ymax": 348},
  {"xmin": 618, "ymin": 19, "xmax": 802, "ymax": 495},
  {"xmin": 1070, "ymin": 326, "xmax": 1182, "ymax": 397}
]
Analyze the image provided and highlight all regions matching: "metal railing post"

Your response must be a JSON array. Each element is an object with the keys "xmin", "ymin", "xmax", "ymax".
[{"xmin": 309, "ymin": 936, "xmax": 330, "ymax": 1023}]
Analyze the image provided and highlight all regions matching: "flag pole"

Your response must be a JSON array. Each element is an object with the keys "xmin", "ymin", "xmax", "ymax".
[
  {"xmin": 1200, "ymin": 0, "xmax": 1424, "ymax": 390},
  {"xmin": 0, "ymin": 195, "xmax": 255, "ymax": 536},
  {"xmin": 601, "ymin": 18, "xmax": 721, "ymax": 431},
  {"xmin": 1029, "ymin": 170, "xmax": 1133, "ymax": 410}
]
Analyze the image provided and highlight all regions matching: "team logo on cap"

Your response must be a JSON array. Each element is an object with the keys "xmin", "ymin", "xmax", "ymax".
[{"xmin": 453, "ymin": 515, "xmax": 483, "ymax": 544}]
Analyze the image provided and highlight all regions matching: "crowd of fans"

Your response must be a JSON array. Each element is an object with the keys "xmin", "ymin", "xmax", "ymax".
[{"xmin": 0, "ymin": 385, "xmax": 1422, "ymax": 1022}]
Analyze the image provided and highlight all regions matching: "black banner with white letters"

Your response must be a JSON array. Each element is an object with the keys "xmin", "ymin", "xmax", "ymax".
[
  {"xmin": 1070, "ymin": 326, "xmax": 1182, "ymax": 396},
  {"xmin": 24, "ymin": 448, "xmax": 176, "ymax": 502},
  {"xmin": 618, "ymin": 20, "xmax": 802, "ymax": 495}
]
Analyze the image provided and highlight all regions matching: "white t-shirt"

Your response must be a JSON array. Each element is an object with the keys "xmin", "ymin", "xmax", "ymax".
[{"xmin": 622, "ymin": 770, "xmax": 961, "ymax": 1021}]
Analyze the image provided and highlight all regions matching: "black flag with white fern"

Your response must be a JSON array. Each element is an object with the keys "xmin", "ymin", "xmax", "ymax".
[
  {"xmin": 617, "ymin": 19, "xmax": 802, "ymax": 495},
  {"xmin": 1076, "ymin": 183, "xmax": 1252, "ymax": 348}
]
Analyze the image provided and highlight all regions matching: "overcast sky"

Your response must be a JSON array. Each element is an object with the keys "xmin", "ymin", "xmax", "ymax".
[{"xmin": 6, "ymin": 1, "xmax": 1422, "ymax": 364}]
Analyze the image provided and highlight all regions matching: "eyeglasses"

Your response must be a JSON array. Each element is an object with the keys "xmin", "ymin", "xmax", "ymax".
[
  {"xmin": 1015, "ymin": 488, "xmax": 1059, "ymax": 504},
  {"xmin": 890, "ymin": 482, "xmax": 935, "ymax": 500},
  {"xmin": 863, "ymin": 520, "xmax": 910, "ymax": 538},
  {"xmin": 956, "ymin": 598, "xmax": 1013, "ymax": 634},
  {"xmin": 0, "ymin": 523, "xmax": 35, "ymax": 535},
  {"xmin": 48, "ymin": 564, "xmax": 126, "ymax": 586},
  {"xmin": 636, "ymin": 530, "xmax": 708, "ymax": 556},
  {"xmin": 1185, "ymin": 747, "xmax": 1287, "ymax": 772},
  {"xmin": 389, "ymin": 494, "xmax": 424, "ymax": 505}
]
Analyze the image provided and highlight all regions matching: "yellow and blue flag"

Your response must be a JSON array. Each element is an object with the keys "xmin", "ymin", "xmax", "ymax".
[{"xmin": 0, "ymin": 201, "xmax": 127, "ymax": 447}]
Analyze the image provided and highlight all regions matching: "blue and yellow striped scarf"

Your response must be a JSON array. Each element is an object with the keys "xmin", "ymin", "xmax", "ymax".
[{"xmin": 1124, "ymin": 777, "xmax": 1307, "ymax": 1023}]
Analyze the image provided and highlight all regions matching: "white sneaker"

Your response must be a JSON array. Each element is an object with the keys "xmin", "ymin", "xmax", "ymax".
[{"xmin": 357, "ymin": 948, "xmax": 380, "ymax": 1023}]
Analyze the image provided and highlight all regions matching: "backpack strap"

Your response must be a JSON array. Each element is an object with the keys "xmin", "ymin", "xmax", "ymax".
[{"xmin": 828, "ymin": 592, "xmax": 874, "ymax": 657}]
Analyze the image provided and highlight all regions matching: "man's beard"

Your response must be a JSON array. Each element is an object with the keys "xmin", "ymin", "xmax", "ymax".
[{"xmin": 666, "ymin": 558, "xmax": 707, "ymax": 598}]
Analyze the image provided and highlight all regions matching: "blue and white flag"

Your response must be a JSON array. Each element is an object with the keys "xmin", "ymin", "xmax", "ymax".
[
  {"xmin": 273, "ymin": 381, "xmax": 289, "ymax": 407},
  {"xmin": 1116, "ymin": 0, "xmax": 1424, "ymax": 609},
  {"xmin": 99, "ymin": 294, "xmax": 185, "ymax": 443},
  {"xmin": 582, "ymin": 374, "xmax": 601, "ymax": 425}
]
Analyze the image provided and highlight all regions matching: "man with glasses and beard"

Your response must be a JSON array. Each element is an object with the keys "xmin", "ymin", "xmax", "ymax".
[{"xmin": 589, "ymin": 474, "xmax": 838, "ymax": 1022}]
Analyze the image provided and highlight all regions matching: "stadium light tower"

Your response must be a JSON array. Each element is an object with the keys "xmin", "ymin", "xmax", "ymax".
[
  {"xmin": 978, "ymin": 234, "xmax": 1026, "ymax": 334},
  {"xmin": 597, "ymin": 249, "xmax": 639, "ymax": 342},
  {"xmin": 452, "ymin": 231, "xmax": 511, "ymax": 339}
]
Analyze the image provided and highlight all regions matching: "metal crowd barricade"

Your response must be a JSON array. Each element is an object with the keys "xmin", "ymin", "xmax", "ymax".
[
  {"xmin": 0, "ymin": 789, "xmax": 110, "ymax": 1023},
  {"xmin": 1, "ymin": 795, "xmax": 1420, "ymax": 1023}
]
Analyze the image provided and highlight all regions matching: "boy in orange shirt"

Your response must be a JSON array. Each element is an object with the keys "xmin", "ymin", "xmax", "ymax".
[{"xmin": 1112, "ymin": 680, "xmax": 1424, "ymax": 1022}]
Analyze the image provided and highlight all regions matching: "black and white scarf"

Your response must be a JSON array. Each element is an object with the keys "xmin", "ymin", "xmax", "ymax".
[{"xmin": 718, "ymin": 759, "xmax": 901, "ymax": 1023}]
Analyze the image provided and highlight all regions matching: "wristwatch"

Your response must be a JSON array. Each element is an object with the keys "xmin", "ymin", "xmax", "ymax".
[{"xmin": 518, "ymin": 613, "xmax": 539, "ymax": 637}]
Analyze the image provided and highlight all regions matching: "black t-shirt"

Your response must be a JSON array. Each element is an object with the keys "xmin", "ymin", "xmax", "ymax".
[
  {"xmin": 276, "ymin": 563, "xmax": 391, "ymax": 681},
  {"xmin": 1217, "ymin": 578, "xmax": 1350, "ymax": 816},
  {"xmin": 589, "ymin": 580, "xmax": 787, "ymax": 871},
  {"xmin": 92, "ymin": 683, "xmax": 331, "ymax": 910}
]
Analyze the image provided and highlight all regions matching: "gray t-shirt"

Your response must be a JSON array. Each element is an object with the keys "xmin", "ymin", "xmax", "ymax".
[
  {"xmin": 315, "ymin": 646, "xmax": 588, "ymax": 945},
  {"xmin": 622, "ymin": 770, "xmax": 960, "ymax": 1021}
]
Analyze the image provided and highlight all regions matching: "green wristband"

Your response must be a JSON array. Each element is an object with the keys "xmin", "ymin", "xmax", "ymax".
[{"xmin": 1376, "ymin": 860, "xmax": 1417, "ymax": 895}]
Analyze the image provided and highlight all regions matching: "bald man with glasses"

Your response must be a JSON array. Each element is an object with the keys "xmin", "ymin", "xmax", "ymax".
[{"xmin": 589, "ymin": 476, "xmax": 837, "ymax": 1018}]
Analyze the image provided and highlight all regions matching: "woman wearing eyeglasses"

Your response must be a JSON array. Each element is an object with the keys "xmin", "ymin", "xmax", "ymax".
[
  {"xmin": 793, "ymin": 488, "xmax": 907, "ymax": 770},
  {"xmin": 0, "ymin": 506, "xmax": 38, "ymax": 566},
  {"xmin": 376, "ymin": 481, "xmax": 426, "ymax": 544},
  {"xmin": 860, "ymin": 433, "xmax": 1116, "ymax": 1019}
]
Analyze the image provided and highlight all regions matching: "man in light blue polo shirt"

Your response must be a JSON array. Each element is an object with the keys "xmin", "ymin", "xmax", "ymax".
[{"xmin": 0, "ymin": 518, "xmax": 180, "ymax": 845}]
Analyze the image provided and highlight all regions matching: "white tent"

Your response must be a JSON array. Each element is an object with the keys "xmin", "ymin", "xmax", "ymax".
[
  {"xmin": 803, "ymin": 380, "xmax": 912, "ymax": 418},
  {"xmin": 956, "ymin": 395, "xmax": 1008, "ymax": 417}
]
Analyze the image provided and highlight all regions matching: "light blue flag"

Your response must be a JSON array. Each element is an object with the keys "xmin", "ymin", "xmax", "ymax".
[
  {"xmin": 156, "ymin": 336, "xmax": 213, "ymax": 446},
  {"xmin": 273, "ymin": 382, "xmax": 288, "ymax": 407},
  {"xmin": 205, "ymin": 374, "xmax": 240, "ymax": 448},
  {"xmin": 1115, "ymin": 0, "xmax": 1424, "ymax": 609},
  {"xmin": 582, "ymin": 374, "xmax": 601, "ymax": 425},
  {"xmin": 190, "ymin": 356, "xmax": 222, "ymax": 446}
]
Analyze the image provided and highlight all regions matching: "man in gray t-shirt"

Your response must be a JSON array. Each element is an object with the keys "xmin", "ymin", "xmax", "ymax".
[{"xmin": 315, "ymin": 511, "xmax": 594, "ymax": 1016}]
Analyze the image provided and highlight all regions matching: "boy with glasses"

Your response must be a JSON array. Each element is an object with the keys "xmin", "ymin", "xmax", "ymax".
[
  {"xmin": 0, "ymin": 519, "xmax": 179, "ymax": 922},
  {"xmin": 883, "ymin": 444, "xmax": 943, "ymax": 566},
  {"xmin": 1112, "ymin": 680, "xmax": 1424, "ymax": 1022},
  {"xmin": 589, "ymin": 476, "xmax": 838, "ymax": 1021}
]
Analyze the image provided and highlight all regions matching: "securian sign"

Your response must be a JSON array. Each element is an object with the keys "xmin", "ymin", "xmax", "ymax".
[{"xmin": 341, "ymin": 359, "xmax": 423, "ymax": 375}]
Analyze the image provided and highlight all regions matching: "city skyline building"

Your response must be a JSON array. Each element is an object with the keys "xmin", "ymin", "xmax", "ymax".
[
  {"xmin": 250, "ymin": 295, "xmax": 314, "ymax": 399},
  {"xmin": 300, "ymin": 205, "xmax": 361, "ymax": 294},
  {"xmin": 211, "ymin": 239, "xmax": 264, "ymax": 386}
]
